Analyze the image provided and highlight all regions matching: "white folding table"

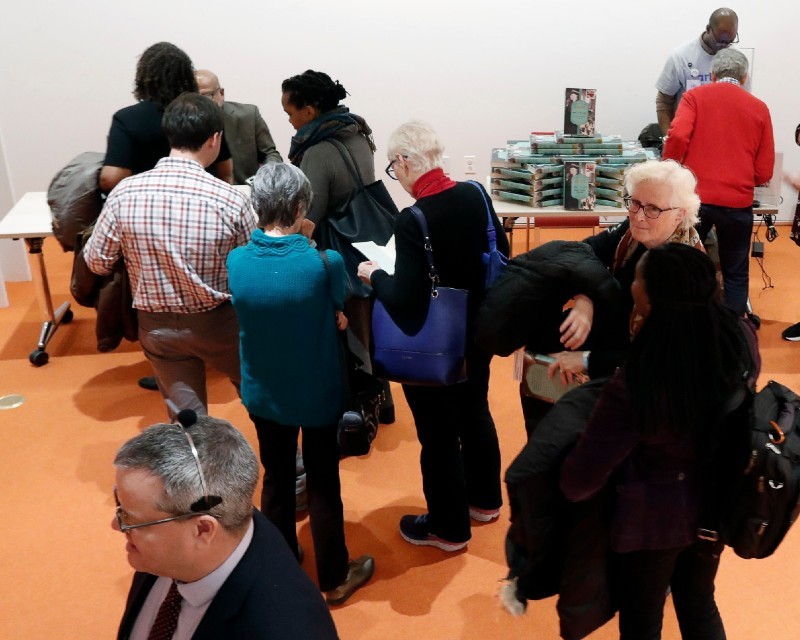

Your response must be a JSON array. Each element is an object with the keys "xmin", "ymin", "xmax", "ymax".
[{"xmin": 0, "ymin": 192, "xmax": 72, "ymax": 365}]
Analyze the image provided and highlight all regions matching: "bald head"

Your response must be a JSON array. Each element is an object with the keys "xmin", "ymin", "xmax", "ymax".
[
  {"xmin": 196, "ymin": 69, "xmax": 224, "ymax": 106},
  {"xmin": 704, "ymin": 8, "xmax": 739, "ymax": 53}
]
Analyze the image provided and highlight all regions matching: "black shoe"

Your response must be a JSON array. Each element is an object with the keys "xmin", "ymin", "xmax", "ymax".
[
  {"xmin": 399, "ymin": 513, "xmax": 469, "ymax": 551},
  {"xmin": 324, "ymin": 555, "xmax": 375, "ymax": 606},
  {"xmin": 379, "ymin": 406, "xmax": 395, "ymax": 425},
  {"xmin": 782, "ymin": 322, "xmax": 800, "ymax": 341},
  {"xmin": 138, "ymin": 376, "xmax": 158, "ymax": 391}
]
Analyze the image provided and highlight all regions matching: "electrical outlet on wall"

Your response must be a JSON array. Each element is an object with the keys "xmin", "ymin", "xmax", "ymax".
[
  {"xmin": 442, "ymin": 155, "xmax": 451, "ymax": 175},
  {"xmin": 464, "ymin": 155, "xmax": 476, "ymax": 175}
]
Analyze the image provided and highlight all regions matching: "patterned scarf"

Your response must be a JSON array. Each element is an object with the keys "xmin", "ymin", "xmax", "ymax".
[
  {"xmin": 612, "ymin": 223, "xmax": 706, "ymax": 337},
  {"xmin": 288, "ymin": 106, "xmax": 376, "ymax": 165}
]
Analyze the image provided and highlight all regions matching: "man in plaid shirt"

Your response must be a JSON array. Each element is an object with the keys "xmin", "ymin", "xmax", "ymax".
[{"xmin": 84, "ymin": 93, "xmax": 257, "ymax": 419}]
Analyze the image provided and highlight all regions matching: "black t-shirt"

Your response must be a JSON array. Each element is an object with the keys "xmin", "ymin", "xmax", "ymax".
[{"xmin": 103, "ymin": 99, "xmax": 231, "ymax": 174}]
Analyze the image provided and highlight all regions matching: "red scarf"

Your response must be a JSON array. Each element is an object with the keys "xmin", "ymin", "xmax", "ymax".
[{"xmin": 412, "ymin": 168, "xmax": 456, "ymax": 199}]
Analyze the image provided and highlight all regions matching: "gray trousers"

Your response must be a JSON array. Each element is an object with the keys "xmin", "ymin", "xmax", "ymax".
[{"xmin": 137, "ymin": 302, "xmax": 241, "ymax": 419}]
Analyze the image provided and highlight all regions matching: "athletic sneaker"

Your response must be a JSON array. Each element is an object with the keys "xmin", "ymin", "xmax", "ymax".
[
  {"xmin": 782, "ymin": 322, "xmax": 800, "ymax": 341},
  {"xmin": 469, "ymin": 506, "xmax": 501, "ymax": 522},
  {"xmin": 399, "ymin": 514, "xmax": 469, "ymax": 552}
]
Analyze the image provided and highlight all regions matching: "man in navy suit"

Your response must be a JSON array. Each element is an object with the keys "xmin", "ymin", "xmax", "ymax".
[{"xmin": 113, "ymin": 413, "xmax": 338, "ymax": 639}]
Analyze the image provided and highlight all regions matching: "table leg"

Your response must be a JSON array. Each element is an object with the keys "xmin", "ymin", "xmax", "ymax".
[{"xmin": 24, "ymin": 237, "xmax": 72, "ymax": 366}]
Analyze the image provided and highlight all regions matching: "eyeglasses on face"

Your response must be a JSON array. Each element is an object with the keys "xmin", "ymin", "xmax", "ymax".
[
  {"xmin": 200, "ymin": 88, "xmax": 220, "ymax": 99},
  {"xmin": 710, "ymin": 26, "xmax": 739, "ymax": 47},
  {"xmin": 385, "ymin": 155, "xmax": 409, "ymax": 180},
  {"xmin": 114, "ymin": 488, "xmax": 216, "ymax": 533},
  {"xmin": 623, "ymin": 196, "xmax": 679, "ymax": 219}
]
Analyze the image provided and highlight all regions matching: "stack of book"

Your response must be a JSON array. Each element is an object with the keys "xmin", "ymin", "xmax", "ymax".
[{"xmin": 490, "ymin": 147, "xmax": 564, "ymax": 207}]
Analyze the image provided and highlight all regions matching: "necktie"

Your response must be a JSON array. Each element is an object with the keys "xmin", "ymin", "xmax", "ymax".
[{"xmin": 147, "ymin": 581, "xmax": 183, "ymax": 640}]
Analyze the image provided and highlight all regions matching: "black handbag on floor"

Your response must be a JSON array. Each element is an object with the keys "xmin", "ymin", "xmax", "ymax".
[
  {"xmin": 315, "ymin": 138, "xmax": 398, "ymax": 300},
  {"xmin": 320, "ymin": 251, "xmax": 385, "ymax": 457}
]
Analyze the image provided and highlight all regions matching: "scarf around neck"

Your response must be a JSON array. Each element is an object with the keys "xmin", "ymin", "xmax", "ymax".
[{"xmin": 288, "ymin": 106, "xmax": 375, "ymax": 165}]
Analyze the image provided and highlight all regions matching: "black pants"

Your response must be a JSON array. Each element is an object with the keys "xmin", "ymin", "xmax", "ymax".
[
  {"xmin": 250, "ymin": 415, "xmax": 349, "ymax": 592},
  {"xmin": 402, "ymin": 345, "xmax": 502, "ymax": 542},
  {"xmin": 613, "ymin": 540, "xmax": 726, "ymax": 640},
  {"xmin": 697, "ymin": 203, "xmax": 754, "ymax": 316}
]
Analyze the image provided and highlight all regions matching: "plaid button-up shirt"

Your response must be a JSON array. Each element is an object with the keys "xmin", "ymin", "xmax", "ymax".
[{"xmin": 84, "ymin": 157, "xmax": 257, "ymax": 313}]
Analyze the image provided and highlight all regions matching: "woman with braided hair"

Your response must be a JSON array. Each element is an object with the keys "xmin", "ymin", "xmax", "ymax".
[
  {"xmin": 281, "ymin": 69, "xmax": 394, "ymax": 422},
  {"xmin": 561, "ymin": 243, "xmax": 758, "ymax": 639}
]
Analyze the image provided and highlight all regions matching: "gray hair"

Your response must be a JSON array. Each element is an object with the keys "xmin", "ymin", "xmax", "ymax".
[
  {"xmin": 251, "ymin": 163, "xmax": 313, "ymax": 229},
  {"xmin": 114, "ymin": 416, "xmax": 259, "ymax": 533},
  {"xmin": 712, "ymin": 48, "xmax": 748, "ymax": 82},
  {"xmin": 387, "ymin": 120, "xmax": 445, "ymax": 174},
  {"xmin": 624, "ymin": 159, "xmax": 701, "ymax": 229}
]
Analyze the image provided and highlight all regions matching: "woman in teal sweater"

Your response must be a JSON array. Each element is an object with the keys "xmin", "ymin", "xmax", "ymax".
[{"xmin": 227, "ymin": 162, "xmax": 374, "ymax": 606}]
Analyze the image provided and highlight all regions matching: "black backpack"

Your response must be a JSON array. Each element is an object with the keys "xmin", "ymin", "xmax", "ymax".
[{"xmin": 700, "ymin": 379, "xmax": 800, "ymax": 559}]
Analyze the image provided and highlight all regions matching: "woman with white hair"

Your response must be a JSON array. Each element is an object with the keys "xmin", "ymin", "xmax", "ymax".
[
  {"xmin": 548, "ymin": 159, "xmax": 703, "ymax": 377},
  {"xmin": 227, "ymin": 162, "xmax": 374, "ymax": 606},
  {"xmin": 358, "ymin": 121, "xmax": 509, "ymax": 551}
]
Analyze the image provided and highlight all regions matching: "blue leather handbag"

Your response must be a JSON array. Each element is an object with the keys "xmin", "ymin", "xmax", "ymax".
[
  {"xmin": 468, "ymin": 180, "xmax": 508, "ymax": 288},
  {"xmin": 372, "ymin": 207, "xmax": 468, "ymax": 386}
]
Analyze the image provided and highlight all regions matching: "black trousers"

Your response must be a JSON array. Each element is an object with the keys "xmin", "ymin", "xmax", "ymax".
[
  {"xmin": 697, "ymin": 203, "xmax": 754, "ymax": 316},
  {"xmin": 613, "ymin": 540, "xmax": 726, "ymax": 640},
  {"xmin": 402, "ymin": 345, "xmax": 502, "ymax": 542},
  {"xmin": 250, "ymin": 415, "xmax": 349, "ymax": 592}
]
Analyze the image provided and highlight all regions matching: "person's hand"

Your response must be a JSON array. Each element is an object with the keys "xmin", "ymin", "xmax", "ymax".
[
  {"xmin": 335, "ymin": 310, "xmax": 348, "ymax": 331},
  {"xmin": 547, "ymin": 351, "xmax": 589, "ymax": 385},
  {"xmin": 559, "ymin": 294, "xmax": 594, "ymax": 350},
  {"xmin": 299, "ymin": 219, "xmax": 315, "ymax": 241},
  {"xmin": 357, "ymin": 261, "xmax": 381, "ymax": 284},
  {"xmin": 784, "ymin": 172, "xmax": 800, "ymax": 192}
]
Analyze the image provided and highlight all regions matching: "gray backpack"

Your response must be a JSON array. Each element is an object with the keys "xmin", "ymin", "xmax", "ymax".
[{"xmin": 47, "ymin": 152, "xmax": 104, "ymax": 251}]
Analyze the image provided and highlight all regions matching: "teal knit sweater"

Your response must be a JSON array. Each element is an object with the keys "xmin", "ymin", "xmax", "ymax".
[{"xmin": 227, "ymin": 230, "xmax": 345, "ymax": 427}]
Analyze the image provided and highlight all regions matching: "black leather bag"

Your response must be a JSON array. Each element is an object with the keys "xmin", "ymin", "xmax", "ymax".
[
  {"xmin": 319, "ymin": 251, "xmax": 385, "ymax": 457},
  {"xmin": 315, "ymin": 139, "xmax": 398, "ymax": 300}
]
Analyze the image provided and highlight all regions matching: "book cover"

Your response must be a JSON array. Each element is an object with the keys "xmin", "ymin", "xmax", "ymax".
[
  {"xmin": 563, "ymin": 88, "xmax": 597, "ymax": 137},
  {"xmin": 563, "ymin": 161, "xmax": 597, "ymax": 211}
]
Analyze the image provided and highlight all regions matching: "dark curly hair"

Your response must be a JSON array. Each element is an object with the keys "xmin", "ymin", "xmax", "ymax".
[
  {"xmin": 134, "ymin": 42, "xmax": 198, "ymax": 108},
  {"xmin": 281, "ymin": 70, "xmax": 347, "ymax": 113},
  {"xmin": 626, "ymin": 243, "xmax": 751, "ymax": 436}
]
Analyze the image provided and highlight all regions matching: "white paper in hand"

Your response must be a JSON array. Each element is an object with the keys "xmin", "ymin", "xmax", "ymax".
[{"xmin": 352, "ymin": 235, "xmax": 396, "ymax": 275}]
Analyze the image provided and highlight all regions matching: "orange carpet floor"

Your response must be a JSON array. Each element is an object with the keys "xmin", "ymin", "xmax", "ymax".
[{"xmin": 1, "ymin": 228, "xmax": 799, "ymax": 639}]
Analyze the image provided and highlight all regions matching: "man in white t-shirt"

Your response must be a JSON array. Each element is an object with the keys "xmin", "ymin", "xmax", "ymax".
[{"xmin": 655, "ymin": 7, "xmax": 739, "ymax": 135}]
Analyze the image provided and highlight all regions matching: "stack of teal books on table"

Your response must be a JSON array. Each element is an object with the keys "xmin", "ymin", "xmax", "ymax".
[{"xmin": 490, "ymin": 147, "xmax": 564, "ymax": 207}]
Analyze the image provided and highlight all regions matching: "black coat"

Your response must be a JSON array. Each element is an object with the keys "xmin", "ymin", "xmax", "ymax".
[
  {"xmin": 505, "ymin": 379, "xmax": 615, "ymax": 640},
  {"xmin": 475, "ymin": 240, "xmax": 627, "ymax": 358}
]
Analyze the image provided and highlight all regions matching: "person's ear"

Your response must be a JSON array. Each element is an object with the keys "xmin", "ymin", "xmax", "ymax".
[{"xmin": 192, "ymin": 515, "xmax": 219, "ymax": 548}]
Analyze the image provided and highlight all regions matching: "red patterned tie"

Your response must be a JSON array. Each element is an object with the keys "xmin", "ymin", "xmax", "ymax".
[{"xmin": 147, "ymin": 581, "xmax": 183, "ymax": 640}]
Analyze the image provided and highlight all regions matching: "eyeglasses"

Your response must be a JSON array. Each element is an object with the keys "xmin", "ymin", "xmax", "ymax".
[
  {"xmin": 385, "ymin": 155, "xmax": 408, "ymax": 181},
  {"xmin": 200, "ymin": 88, "xmax": 220, "ymax": 99},
  {"xmin": 623, "ymin": 196, "xmax": 680, "ymax": 219},
  {"xmin": 114, "ymin": 413, "xmax": 223, "ymax": 533},
  {"xmin": 709, "ymin": 27, "xmax": 739, "ymax": 48},
  {"xmin": 114, "ymin": 488, "xmax": 217, "ymax": 532}
]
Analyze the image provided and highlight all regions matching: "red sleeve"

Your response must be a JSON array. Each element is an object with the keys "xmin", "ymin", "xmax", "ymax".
[
  {"xmin": 560, "ymin": 371, "xmax": 640, "ymax": 502},
  {"xmin": 754, "ymin": 106, "xmax": 775, "ymax": 186},
  {"xmin": 662, "ymin": 92, "xmax": 697, "ymax": 163}
]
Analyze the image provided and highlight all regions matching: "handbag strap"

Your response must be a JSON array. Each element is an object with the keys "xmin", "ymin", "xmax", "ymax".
[
  {"xmin": 319, "ymin": 250, "xmax": 355, "ymax": 403},
  {"xmin": 408, "ymin": 206, "xmax": 440, "ymax": 297},
  {"xmin": 326, "ymin": 138, "xmax": 367, "ymax": 190},
  {"xmin": 467, "ymin": 180, "xmax": 497, "ymax": 253}
]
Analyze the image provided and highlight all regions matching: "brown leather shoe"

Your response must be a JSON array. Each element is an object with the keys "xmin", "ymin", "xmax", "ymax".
[{"xmin": 324, "ymin": 555, "xmax": 375, "ymax": 606}]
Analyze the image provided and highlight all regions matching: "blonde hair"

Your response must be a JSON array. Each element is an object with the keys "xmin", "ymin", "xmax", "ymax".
[{"xmin": 624, "ymin": 160, "xmax": 701, "ymax": 229}]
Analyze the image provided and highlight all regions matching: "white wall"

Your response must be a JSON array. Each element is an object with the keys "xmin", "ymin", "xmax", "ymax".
[{"xmin": 1, "ymin": 0, "xmax": 798, "ymax": 217}]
